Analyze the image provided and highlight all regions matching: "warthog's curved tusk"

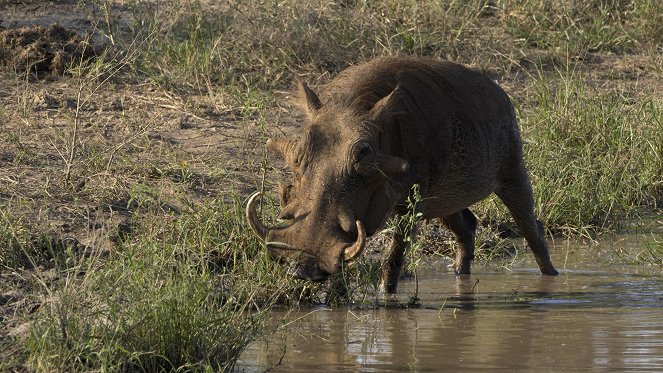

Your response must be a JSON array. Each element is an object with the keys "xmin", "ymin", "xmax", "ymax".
[
  {"xmin": 266, "ymin": 241, "xmax": 298, "ymax": 251},
  {"xmin": 246, "ymin": 191, "xmax": 269, "ymax": 240},
  {"xmin": 344, "ymin": 220, "xmax": 366, "ymax": 262}
]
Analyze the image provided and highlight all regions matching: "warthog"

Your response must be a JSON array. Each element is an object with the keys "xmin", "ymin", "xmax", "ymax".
[{"xmin": 246, "ymin": 56, "xmax": 558, "ymax": 293}]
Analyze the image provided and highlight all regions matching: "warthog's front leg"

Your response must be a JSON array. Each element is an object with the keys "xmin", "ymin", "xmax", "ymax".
[{"xmin": 379, "ymin": 217, "xmax": 410, "ymax": 295}]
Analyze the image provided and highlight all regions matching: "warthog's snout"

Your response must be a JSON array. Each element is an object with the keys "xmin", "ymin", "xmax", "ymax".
[
  {"xmin": 246, "ymin": 191, "xmax": 366, "ymax": 280},
  {"xmin": 290, "ymin": 263, "xmax": 331, "ymax": 282}
]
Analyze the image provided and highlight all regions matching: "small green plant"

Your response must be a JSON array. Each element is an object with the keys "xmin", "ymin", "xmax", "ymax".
[
  {"xmin": 402, "ymin": 184, "xmax": 424, "ymax": 306},
  {"xmin": 321, "ymin": 256, "xmax": 383, "ymax": 306},
  {"xmin": 321, "ymin": 185, "xmax": 425, "ymax": 307},
  {"xmin": 0, "ymin": 210, "xmax": 30, "ymax": 270}
]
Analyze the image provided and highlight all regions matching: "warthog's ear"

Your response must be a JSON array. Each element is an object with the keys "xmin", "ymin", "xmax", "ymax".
[
  {"xmin": 367, "ymin": 86, "xmax": 409, "ymax": 175},
  {"xmin": 298, "ymin": 81, "xmax": 322, "ymax": 117},
  {"xmin": 368, "ymin": 85, "xmax": 403, "ymax": 124},
  {"xmin": 267, "ymin": 137, "xmax": 300, "ymax": 168}
]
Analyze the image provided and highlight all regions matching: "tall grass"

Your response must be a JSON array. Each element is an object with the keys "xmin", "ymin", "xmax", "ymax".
[
  {"xmin": 503, "ymin": 1, "xmax": 634, "ymax": 53},
  {"xmin": 19, "ymin": 196, "xmax": 311, "ymax": 372},
  {"xmin": 27, "ymin": 247, "xmax": 262, "ymax": 372},
  {"xmin": 523, "ymin": 68, "xmax": 662, "ymax": 230},
  {"xmin": 121, "ymin": 0, "xmax": 662, "ymax": 93},
  {"xmin": 478, "ymin": 67, "xmax": 662, "ymax": 233}
]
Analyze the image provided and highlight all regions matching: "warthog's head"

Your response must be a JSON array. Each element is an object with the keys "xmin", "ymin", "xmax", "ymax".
[{"xmin": 246, "ymin": 82, "xmax": 409, "ymax": 281}]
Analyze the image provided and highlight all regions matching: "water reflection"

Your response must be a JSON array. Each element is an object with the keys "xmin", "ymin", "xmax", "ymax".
[{"xmin": 239, "ymin": 238, "xmax": 663, "ymax": 372}]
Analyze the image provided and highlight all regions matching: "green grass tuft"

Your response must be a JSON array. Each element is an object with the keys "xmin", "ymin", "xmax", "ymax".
[
  {"xmin": 523, "ymin": 68, "xmax": 662, "ymax": 230},
  {"xmin": 20, "ymin": 197, "xmax": 312, "ymax": 371}
]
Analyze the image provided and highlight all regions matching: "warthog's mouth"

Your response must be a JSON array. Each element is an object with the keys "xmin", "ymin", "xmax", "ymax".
[{"xmin": 245, "ymin": 192, "xmax": 367, "ymax": 265}]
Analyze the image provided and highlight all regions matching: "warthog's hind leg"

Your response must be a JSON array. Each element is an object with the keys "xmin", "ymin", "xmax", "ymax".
[
  {"xmin": 496, "ymin": 167, "xmax": 559, "ymax": 276},
  {"xmin": 442, "ymin": 208, "xmax": 478, "ymax": 275}
]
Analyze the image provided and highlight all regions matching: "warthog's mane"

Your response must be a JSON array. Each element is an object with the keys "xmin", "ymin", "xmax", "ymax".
[{"xmin": 316, "ymin": 56, "xmax": 512, "ymax": 128}]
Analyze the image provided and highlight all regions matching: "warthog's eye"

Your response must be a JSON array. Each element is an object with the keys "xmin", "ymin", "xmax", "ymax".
[
  {"xmin": 352, "ymin": 142, "xmax": 373, "ymax": 162},
  {"xmin": 357, "ymin": 145, "xmax": 372, "ymax": 160},
  {"xmin": 352, "ymin": 143, "xmax": 377, "ymax": 176}
]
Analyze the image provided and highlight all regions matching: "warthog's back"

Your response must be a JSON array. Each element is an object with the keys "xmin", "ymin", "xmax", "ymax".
[
  {"xmin": 247, "ymin": 56, "xmax": 558, "ymax": 286},
  {"xmin": 320, "ymin": 56, "xmax": 513, "ymax": 124},
  {"xmin": 320, "ymin": 56, "xmax": 519, "ymax": 216}
]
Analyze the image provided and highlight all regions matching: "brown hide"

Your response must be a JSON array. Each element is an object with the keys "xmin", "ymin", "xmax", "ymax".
[{"xmin": 247, "ymin": 56, "xmax": 558, "ymax": 286}]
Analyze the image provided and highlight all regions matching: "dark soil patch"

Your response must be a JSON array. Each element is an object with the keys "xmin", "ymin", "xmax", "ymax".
[{"xmin": 0, "ymin": 24, "xmax": 101, "ymax": 77}]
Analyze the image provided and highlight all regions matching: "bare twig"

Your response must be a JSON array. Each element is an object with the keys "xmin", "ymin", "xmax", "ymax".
[{"xmin": 59, "ymin": 27, "xmax": 159, "ymax": 186}]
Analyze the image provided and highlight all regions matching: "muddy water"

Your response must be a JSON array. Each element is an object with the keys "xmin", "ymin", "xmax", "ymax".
[{"xmin": 239, "ymin": 234, "xmax": 663, "ymax": 372}]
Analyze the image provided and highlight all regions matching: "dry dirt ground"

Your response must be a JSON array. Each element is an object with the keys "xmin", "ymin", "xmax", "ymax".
[
  {"xmin": 0, "ymin": 0, "xmax": 301, "ymax": 243},
  {"xmin": 1, "ymin": 0, "xmax": 662, "ymax": 363}
]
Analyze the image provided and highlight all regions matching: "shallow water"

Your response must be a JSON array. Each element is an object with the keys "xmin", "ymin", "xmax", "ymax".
[{"xmin": 239, "ymin": 234, "xmax": 663, "ymax": 372}]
